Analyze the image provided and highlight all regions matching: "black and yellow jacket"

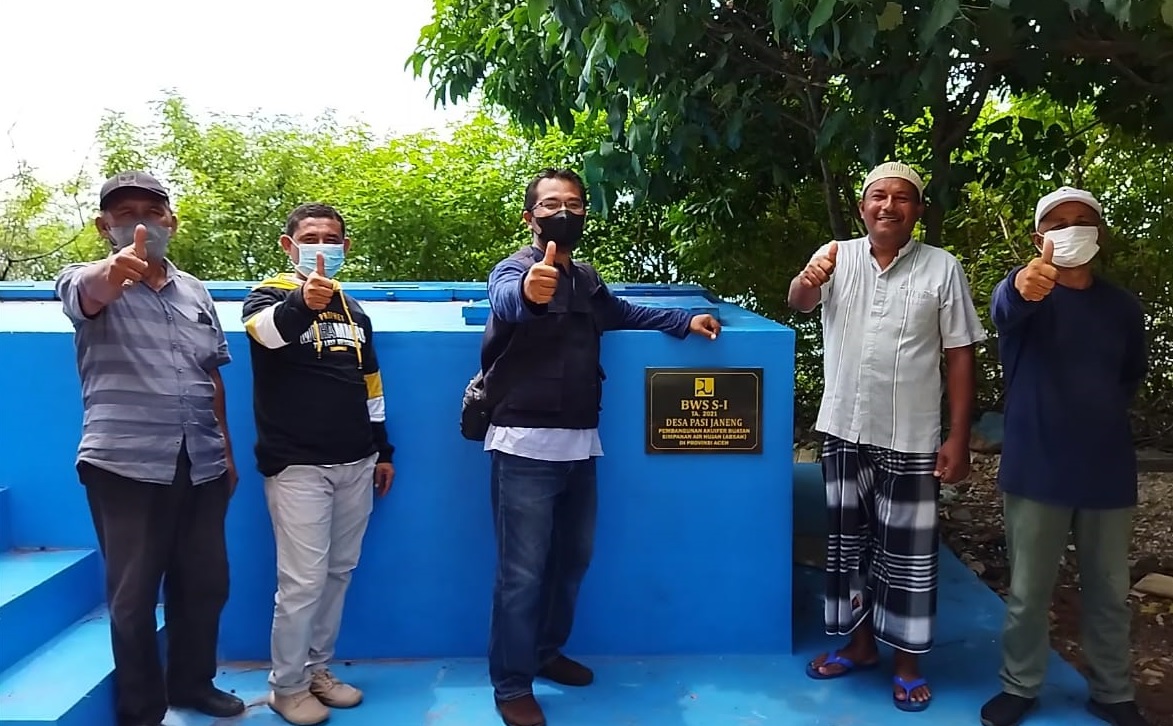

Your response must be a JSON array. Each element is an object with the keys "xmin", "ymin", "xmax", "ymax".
[{"xmin": 242, "ymin": 273, "xmax": 393, "ymax": 477}]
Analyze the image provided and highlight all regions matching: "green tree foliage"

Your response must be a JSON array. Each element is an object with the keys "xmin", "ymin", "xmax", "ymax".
[
  {"xmin": 411, "ymin": 0, "xmax": 1173, "ymax": 244},
  {"xmin": 0, "ymin": 164, "xmax": 103, "ymax": 281},
  {"xmin": 0, "ymin": 96, "xmax": 684, "ymax": 285}
]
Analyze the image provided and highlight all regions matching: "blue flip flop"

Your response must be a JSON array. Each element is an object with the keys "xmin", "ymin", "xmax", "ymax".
[
  {"xmin": 893, "ymin": 675, "xmax": 932, "ymax": 712},
  {"xmin": 805, "ymin": 652, "xmax": 879, "ymax": 680}
]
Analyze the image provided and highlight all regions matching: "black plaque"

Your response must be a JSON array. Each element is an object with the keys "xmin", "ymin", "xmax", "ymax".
[{"xmin": 645, "ymin": 368, "xmax": 763, "ymax": 454}]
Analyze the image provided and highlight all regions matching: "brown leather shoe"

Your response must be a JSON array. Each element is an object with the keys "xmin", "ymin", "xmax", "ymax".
[
  {"xmin": 538, "ymin": 655, "xmax": 594, "ymax": 687},
  {"xmin": 495, "ymin": 694, "xmax": 546, "ymax": 726}
]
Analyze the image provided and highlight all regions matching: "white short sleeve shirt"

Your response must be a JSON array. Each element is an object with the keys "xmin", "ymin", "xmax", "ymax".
[{"xmin": 812, "ymin": 237, "xmax": 987, "ymax": 454}]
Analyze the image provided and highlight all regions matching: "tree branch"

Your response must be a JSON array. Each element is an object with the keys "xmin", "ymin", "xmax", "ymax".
[
  {"xmin": 944, "ymin": 66, "xmax": 996, "ymax": 153},
  {"xmin": 0, "ymin": 227, "xmax": 85, "ymax": 282}
]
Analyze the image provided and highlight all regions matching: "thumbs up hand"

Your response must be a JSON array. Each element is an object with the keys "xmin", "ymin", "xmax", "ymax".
[
  {"xmin": 1014, "ymin": 239, "xmax": 1060, "ymax": 302},
  {"xmin": 523, "ymin": 241, "xmax": 560, "ymax": 305},
  {"xmin": 799, "ymin": 241, "xmax": 838, "ymax": 289},
  {"xmin": 302, "ymin": 252, "xmax": 338, "ymax": 310},
  {"xmin": 133, "ymin": 224, "xmax": 148, "ymax": 260},
  {"xmin": 106, "ymin": 224, "xmax": 151, "ymax": 289}
]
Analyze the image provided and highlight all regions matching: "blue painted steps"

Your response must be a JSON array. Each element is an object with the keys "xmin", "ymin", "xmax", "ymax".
[
  {"xmin": 0, "ymin": 605, "xmax": 164, "ymax": 726},
  {"xmin": 0, "ymin": 549, "xmax": 102, "ymax": 676},
  {"xmin": 0, "ymin": 487, "xmax": 11, "ymax": 551},
  {"xmin": 0, "ymin": 545, "xmax": 168, "ymax": 726}
]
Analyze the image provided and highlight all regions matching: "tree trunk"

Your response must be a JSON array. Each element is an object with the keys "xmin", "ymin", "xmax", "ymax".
[
  {"xmin": 803, "ymin": 81, "xmax": 851, "ymax": 240},
  {"xmin": 820, "ymin": 157, "xmax": 851, "ymax": 240},
  {"xmin": 923, "ymin": 146, "xmax": 950, "ymax": 248},
  {"xmin": 924, "ymin": 65, "xmax": 994, "ymax": 248}
]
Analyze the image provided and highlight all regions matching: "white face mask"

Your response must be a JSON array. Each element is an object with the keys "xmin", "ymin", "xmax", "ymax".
[{"xmin": 1044, "ymin": 225, "xmax": 1100, "ymax": 268}]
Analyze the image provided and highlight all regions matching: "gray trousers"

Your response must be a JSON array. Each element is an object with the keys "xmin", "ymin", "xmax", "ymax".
[
  {"xmin": 266, "ymin": 454, "xmax": 376, "ymax": 695},
  {"xmin": 1000, "ymin": 493, "xmax": 1135, "ymax": 703}
]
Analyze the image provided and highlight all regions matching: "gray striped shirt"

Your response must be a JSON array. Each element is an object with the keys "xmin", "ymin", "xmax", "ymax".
[
  {"xmin": 813, "ymin": 237, "xmax": 986, "ymax": 454},
  {"xmin": 55, "ymin": 261, "xmax": 232, "ymax": 485}
]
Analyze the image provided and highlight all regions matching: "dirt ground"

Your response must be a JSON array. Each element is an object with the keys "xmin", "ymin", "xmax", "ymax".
[{"xmin": 940, "ymin": 453, "xmax": 1173, "ymax": 726}]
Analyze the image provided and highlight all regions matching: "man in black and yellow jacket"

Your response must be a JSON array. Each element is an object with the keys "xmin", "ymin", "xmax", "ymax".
[{"xmin": 241, "ymin": 203, "xmax": 394, "ymax": 726}]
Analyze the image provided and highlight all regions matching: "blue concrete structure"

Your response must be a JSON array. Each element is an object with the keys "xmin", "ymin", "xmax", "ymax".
[{"xmin": 0, "ymin": 281, "xmax": 1105, "ymax": 725}]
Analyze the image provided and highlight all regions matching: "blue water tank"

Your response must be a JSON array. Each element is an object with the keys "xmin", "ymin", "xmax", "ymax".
[{"xmin": 0, "ymin": 280, "xmax": 795, "ymax": 661}]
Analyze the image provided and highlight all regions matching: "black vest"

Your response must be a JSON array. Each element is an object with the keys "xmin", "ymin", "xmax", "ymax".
[{"xmin": 482, "ymin": 245, "xmax": 606, "ymax": 429}]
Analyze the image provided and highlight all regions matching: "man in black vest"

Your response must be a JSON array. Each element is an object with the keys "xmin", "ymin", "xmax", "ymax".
[{"xmin": 481, "ymin": 168, "xmax": 722, "ymax": 726}]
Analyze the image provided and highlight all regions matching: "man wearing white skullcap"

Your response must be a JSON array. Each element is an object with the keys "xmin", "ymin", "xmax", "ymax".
[
  {"xmin": 981, "ymin": 188, "xmax": 1150, "ymax": 726},
  {"xmin": 788, "ymin": 161, "xmax": 986, "ymax": 713}
]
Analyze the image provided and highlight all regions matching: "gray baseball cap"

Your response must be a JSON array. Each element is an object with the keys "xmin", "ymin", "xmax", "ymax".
[{"xmin": 98, "ymin": 171, "xmax": 170, "ymax": 210}]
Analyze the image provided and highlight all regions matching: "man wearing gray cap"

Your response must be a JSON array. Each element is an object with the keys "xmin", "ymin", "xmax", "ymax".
[
  {"xmin": 980, "ymin": 188, "xmax": 1149, "ymax": 726},
  {"xmin": 54, "ymin": 171, "xmax": 245, "ymax": 725},
  {"xmin": 788, "ymin": 162, "xmax": 986, "ymax": 712}
]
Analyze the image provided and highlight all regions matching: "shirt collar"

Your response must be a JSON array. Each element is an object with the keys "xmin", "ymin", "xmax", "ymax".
[{"xmin": 865, "ymin": 236, "xmax": 919, "ymax": 272}]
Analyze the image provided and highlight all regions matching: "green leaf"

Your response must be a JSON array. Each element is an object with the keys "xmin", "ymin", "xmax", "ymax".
[
  {"xmin": 580, "ymin": 29, "xmax": 608, "ymax": 90},
  {"xmin": 814, "ymin": 108, "xmax": 850, "ymax": 153},
  {"xmin": 714, "ymin": 81, "xmax": 738, "ymax": 109},
  {"xmin": 616, "ymin": 52, "xmax": 647, "ymax": 85},
  {"xmin": 583, "ymin": 149, "xmax": 604, "ymax": 184},
  {"xmin": 877, "ymin": 2, "xmax": 904, "ymax": 31},
  {"xmin": 629, "ymin": 28, "xmax": 649, "ymax": 56},
  {"xmin": 527, "ymin": 0, "xmax": 546, "ymax": 29},
  {"xmin": 1017, "ymin": 116, "xmax": 1045, "ymax": 141},
  {"xmin": 1163, "ymin": 0, "xmax": 1173, "ymax": 27},
  {"xmin": 653, "ymin": 2, "xmax": 678, "ymax": 43},
  {"xmin": 692, "ymin": 71, "xmax": 716, "ymax": 94},
  {"xmin": 807, "ymin": 0, "xmax": 838, "ymax": 35},
  {"xmin": 1103, "ymin": 0, "xmax": 1133, "ymax": 25},
  {"xmin": 627, "ymin": 121, "xmax": 649, "ymax": 155},
  {"xmin": 727, "ymin": 110, "xmax": 746, "ymax": 150},
  {"xmin": 607, "ymin": 94, "xmax": 629, "ymax": 140},
  {"xmin": 771, "ymin": 0, "xmax": 797, "ymax": 37},
  {"xmin": 920, "ymin": 0, "xmax": 960, "ymax": 42},
  {"xmin": 847, "ymin": 16, "xmax": 879, "ymax": 55}
]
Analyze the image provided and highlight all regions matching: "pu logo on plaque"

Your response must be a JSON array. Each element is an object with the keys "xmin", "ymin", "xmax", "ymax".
[{"xmin": 694, "ymin": 377, "xmax": 715, "ymax": 397}]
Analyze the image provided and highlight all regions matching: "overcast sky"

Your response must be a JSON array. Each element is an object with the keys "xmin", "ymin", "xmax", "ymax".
[{"xmin": 1, "ymin": 0, "xmax": 467, "ymax": 185}]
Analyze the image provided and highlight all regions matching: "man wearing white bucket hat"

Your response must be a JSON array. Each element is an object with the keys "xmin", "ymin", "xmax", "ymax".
[
  {"xmin": 980, "ymin": 188, "xmax": 1150, "ymax": 726},
  {"xmin": 788, "ymin": 162, "xmax": 986, "ymax": 712}
]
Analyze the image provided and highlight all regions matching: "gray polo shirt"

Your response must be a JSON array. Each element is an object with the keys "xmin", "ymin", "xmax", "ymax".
[
  {"xmin": 812, "ymin": 237, "xmax": 987, "ymax": 454},
  {"xmin": 55, "ymin": 261, "xmax": 232, "ymax": 485}
]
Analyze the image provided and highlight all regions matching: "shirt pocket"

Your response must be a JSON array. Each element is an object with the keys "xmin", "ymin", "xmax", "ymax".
[
  {"xmin": 171, "ymin": 300, "xmax": 221, "ymax": 370},
  {"xmin": 895, "ymin": 286, "xmax": 939, "ymax": 327}
]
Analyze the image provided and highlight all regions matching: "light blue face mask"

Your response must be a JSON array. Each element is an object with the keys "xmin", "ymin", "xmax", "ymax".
[
  {"xmin": 107, "ymin": 221, "xmax": 172, "ymax": 261},
  {"xmin": 294, "ymin": 243, "xmax": 346, "ymax": 278}
]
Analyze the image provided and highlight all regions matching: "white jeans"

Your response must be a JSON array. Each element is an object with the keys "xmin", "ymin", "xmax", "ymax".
[{"xmin": 265, "ymin": 454, "xmax": 376, "ymax": 695}]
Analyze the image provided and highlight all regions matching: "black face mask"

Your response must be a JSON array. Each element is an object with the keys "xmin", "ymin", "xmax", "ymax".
[{"xmin": 533, "ymin": 210, "xmax": 586, "ymax": 251}]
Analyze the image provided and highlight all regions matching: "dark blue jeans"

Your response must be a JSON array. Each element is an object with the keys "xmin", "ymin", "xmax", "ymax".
[{"xmin": 488, "ymin": 451, "xmax": 598, "ymax": 701}]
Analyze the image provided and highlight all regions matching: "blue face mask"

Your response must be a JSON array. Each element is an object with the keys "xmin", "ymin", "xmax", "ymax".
[
  {"xmin": 294, "ymin": 243, "xmax": 346, "ymax": 278},
  {"xmin": 107, "ymin": 221, "xmax": 172, "ymax": 261}
]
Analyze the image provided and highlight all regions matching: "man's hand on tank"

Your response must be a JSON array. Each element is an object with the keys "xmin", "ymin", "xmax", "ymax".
[{"xmin": 689, "ymin": 314, "xmax": 721, "ymax": 340}]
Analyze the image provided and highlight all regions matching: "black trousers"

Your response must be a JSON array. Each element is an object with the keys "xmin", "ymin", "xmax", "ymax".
[{"xmin": 80, "ymin": 443, "xmax": 230, "ymax": 726}]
